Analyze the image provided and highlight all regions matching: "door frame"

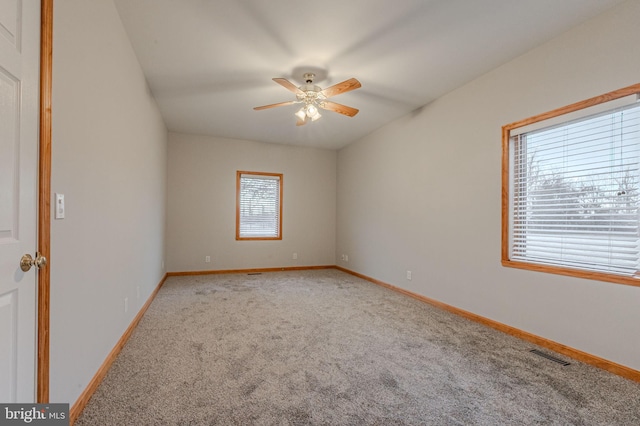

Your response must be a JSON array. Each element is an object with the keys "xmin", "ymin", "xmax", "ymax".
[{"xmin": 37, "ymin": 0, "xmax": 53, "ymax": 403}]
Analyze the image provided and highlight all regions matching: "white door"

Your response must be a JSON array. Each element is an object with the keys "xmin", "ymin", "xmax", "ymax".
[{"xmin": 0, "ymin": 0, "xmax": 41, "ymax": 402}]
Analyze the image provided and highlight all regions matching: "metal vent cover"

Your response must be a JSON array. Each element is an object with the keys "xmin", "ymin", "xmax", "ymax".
[{"xmin": 530, "ymin": 349, "xmax": 571, "ymax": 366}]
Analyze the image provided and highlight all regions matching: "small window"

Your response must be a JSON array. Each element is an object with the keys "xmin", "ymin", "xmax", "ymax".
[
  {"xmin": 502, "ymin": 84, "xmax": 640, "ymax": 286},
  {"xmin": 236, "ymin": 171, "xmax": 283, "ymax": 240}
]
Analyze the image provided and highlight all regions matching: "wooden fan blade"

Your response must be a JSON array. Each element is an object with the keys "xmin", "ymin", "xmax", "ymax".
[
  {"xmin": 273, "ymin": 78, "xmax": 304, "ymax": 94},
  {"xmin": 320, "ymin": 78, "xmax": 361, "ymax": 98},
  {"xmin": 253, "ymin": 100, "xmax": 296, "ymax": 110},
  {"xmin": 321, "ymin": 100, "xmax": 359, "ymax": 117}
]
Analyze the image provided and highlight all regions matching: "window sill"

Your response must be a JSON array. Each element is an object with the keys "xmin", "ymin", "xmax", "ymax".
[{"xmin": 501, "ymin": 259, "xmax": 640, "ymax": 288}]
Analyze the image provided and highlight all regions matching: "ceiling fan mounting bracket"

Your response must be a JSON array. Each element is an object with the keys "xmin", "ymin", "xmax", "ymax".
[{"xmin": 291, "ymin": 65, "xmax": 328, "ymax": 85}]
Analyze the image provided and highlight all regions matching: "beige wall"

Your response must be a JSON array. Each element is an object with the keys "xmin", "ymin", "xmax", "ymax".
[
  {"xmin": 166, "ymin": 133, "xmax": 336, "ymax": 271},
  {"xmin": 337, "ymin": 0, "xmax": 640, "ymax": 371},
  {"xmin": 50, "ymin": 0, "xmax": 167, "ymax": 405}
]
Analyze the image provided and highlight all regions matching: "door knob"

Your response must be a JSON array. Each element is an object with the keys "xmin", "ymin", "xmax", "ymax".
[{"xmin": 20, "ymin": 252, "xmax": 47, "ymax": 272}]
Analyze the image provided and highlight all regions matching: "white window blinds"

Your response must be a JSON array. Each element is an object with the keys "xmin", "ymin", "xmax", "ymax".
[
  {"xmin": 510, "ymin": 102, "xmax": 640, "ymax": 276},
  {"xmin": 238, "ymin": 173, "xmax": 281, "ymax": 239}
]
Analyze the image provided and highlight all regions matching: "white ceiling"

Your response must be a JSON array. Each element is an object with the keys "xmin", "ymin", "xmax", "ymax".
[{"xmin": 113, "ymin": 0, "xmax": 625, "ymax": 150}]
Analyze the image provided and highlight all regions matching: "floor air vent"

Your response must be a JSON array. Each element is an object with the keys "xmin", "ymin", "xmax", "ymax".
[{"xmin": 530, "ymin": 349, "xmax": 571, "ymax": 366}]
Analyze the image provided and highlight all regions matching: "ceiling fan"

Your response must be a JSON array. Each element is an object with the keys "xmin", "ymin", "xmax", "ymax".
[{"xmin": 254, "ymin": 73, "xmax": 361, "ymax": 126}]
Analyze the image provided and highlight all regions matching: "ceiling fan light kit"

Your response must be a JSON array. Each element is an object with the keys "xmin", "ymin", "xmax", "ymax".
[{"xmin": 254, "ymin": 72, "xmax": 361, "ymax": 126}]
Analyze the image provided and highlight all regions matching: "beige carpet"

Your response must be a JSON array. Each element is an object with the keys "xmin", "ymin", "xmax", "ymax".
[{"xmin": 75, "ymin": 269, "xmax": 640, "ymax": 425}]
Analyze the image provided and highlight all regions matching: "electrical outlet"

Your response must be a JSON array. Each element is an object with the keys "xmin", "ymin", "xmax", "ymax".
[
  {"xmin": 345, "ymin": 255, "xmax": 349, "ymax": 262},
  {"xmin": 293, "ymin": 253, "xmax": 297, "ymax": 260},
  {"xmin": 406, "ymin": 270, "xmax": 412, "ymax": 280},
  {"xmin": 124, "ymin": 297, "xmax": 128, "ymax": 313},
  {"xmin": 161, "ymin": 261, "xmax": 165, "ymax": 270},
  {"xmin": 205, "ymin": 256, "xmax": 211, "ymax": 263}
]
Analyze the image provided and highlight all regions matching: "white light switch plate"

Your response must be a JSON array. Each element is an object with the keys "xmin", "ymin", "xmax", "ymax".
[{"xmin": 55, "ymin": 193, "xmax": 65, "ymax": 219}]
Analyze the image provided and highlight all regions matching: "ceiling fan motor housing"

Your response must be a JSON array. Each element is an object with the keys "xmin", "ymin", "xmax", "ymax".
[{"xmin": 297, "ymin": 83, "xmax": 325, "ymax": 104}]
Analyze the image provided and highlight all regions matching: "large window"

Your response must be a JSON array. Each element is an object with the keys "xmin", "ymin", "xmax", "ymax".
[
  {"xmin": 502, "ymin": 84, "xmax": 640, "ymax": 286},
  {"xmin": 236, "ymin": 171, "xmax": 283, "ymax": 240}
]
